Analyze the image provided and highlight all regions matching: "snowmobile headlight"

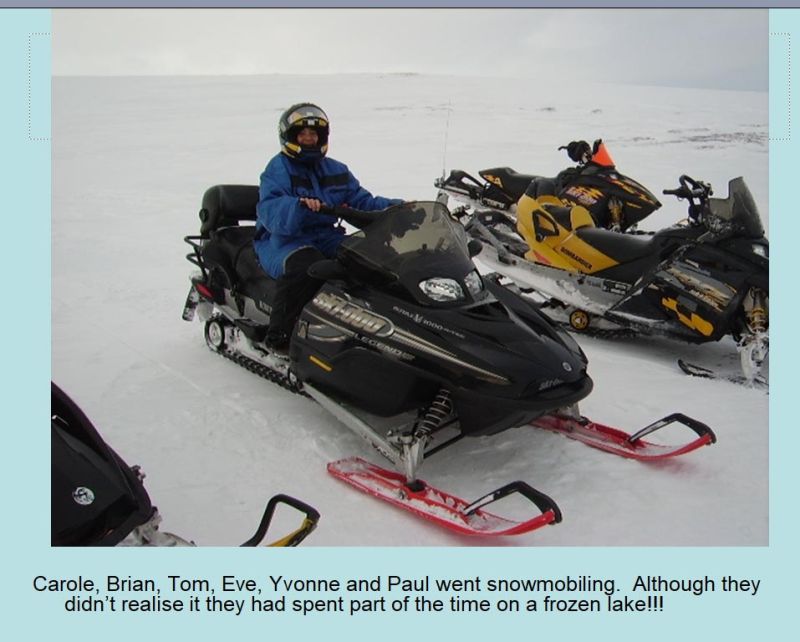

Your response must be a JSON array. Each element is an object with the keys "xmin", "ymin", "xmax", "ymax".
[
  {"xmin": 752, "ymin": 243, "xmax": 768, "ymax": 259},
  {"xmin": 464, "ymin": 270, "xmax": 484, "ymax": 297},
  {"xmin": 419, "ymin": 277, "xmax": 465, "ymax": 302}
]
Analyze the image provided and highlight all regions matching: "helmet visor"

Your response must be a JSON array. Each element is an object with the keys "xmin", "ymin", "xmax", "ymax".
[{"xmin": 284, "ymin": 105, "xmax": 328, "ymax": 132}]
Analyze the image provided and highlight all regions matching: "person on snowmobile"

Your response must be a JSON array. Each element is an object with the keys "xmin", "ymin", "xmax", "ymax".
[{"xmin": 255, "ymin": 102, "xmax": 402, "ymax": 350}]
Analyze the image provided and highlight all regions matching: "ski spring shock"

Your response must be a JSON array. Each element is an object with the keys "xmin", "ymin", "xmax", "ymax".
[
  {"xmin": 416, "ymin": 389, "xmax": 453, "ymax": 438},
  {"xmin": 744, "ymin": 287, "xmax": 768, "ymax": 333}
]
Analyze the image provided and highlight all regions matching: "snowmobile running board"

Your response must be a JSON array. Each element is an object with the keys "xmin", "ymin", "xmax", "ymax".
[
  {"xmin": 328, "ymin": 457, "xmax": 562, "ymax": 537},
  {"xmin": 530, "ymin": 412, "xmax": 716, "ymax": 461},
  {"xmin": 678, "ymin": 359, "xmax": 767, "ymax": 390}
]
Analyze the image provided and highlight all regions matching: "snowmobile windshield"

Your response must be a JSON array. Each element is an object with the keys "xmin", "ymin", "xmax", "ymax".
[
  {"xmin": 340, "ymin": 201, "xmax": 479, "ymax": 306},
  {"xmin": 705, "ymin": 178, "xmax": 764, "ymax": 239}
]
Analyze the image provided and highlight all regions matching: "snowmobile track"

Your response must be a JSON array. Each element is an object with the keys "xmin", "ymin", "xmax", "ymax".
[{"xmin": 217, "ymin": 347, "xmax": 310, "ymax": 398}]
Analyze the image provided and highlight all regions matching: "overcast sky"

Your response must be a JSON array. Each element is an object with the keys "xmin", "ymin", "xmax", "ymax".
[{"xmin": 52, "ymin": 9, "xmax": 767, "ymax": 91}]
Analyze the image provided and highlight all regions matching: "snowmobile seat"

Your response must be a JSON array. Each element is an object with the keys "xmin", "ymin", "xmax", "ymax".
[
  {"xmin": 517, "ymin": 197, "xmax": 598, "ymax": 257},
  {"xmin": 201, "ymin": 225, "xmax": 277, "ymax": 302},
  {"xmin": 575, "ymin": 227, "xmax": 655, "ymax": 263},
  {"xmin": 199, "ymin": 185, "xmax": 259, "ymax": 237},
  {"xmin": 545, "ymin": 202, "xmax": 595, "ymax": 232},
  {"xmin": 526, "ymin": 176, "xmax": 560, "ymax": 199},
  {"xmin": 201, "ymin": 225, "xmax": 256, "ymax": 289},
  {"xmin": 480, "ymin": 167, "xmax": 539, "ymax": 201},
  {"xmin": 234, "ymin": 244, "xmax": 278, "ymax": 304}
]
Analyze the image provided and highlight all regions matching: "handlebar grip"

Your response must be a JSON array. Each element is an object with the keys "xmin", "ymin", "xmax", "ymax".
[
  {"xmin": 462, "ymin": 480, "xmax": 563, "ymax": 524},
  {"xmin": 319, "ymin": 204, "xmax": 381, "ymax": 229},
  {"xmin": 627, "ymin": 412, "xmax": 717, "ymax": 445}
]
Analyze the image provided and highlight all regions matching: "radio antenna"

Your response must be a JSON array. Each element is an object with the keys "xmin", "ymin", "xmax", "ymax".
[{"xmin": 441, "ymin": 100, "xmax": 452, "ymax": 181}]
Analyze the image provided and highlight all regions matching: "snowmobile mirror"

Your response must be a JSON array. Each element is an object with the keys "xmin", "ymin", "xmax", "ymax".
[
  {"xmin": 307, "ymin": 259, "xmax": 348, "ymax": 281},
  {"xmin": 467, "ymin": 238, "xmax": 483, "ymax": 257}
]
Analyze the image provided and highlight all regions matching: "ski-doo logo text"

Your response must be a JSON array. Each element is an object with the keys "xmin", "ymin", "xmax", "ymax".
[
  {"xmin": 313, "ymin": 292, "xmax": 394, "ymax": 337},
  {"xmin": 564, "ymin": 186, "xmax": 602, "ymax": 206},
  {"xmin": 539, "ymin": 378, "xmax": 564, "ymax": 391},
  {"xmin": 560, "ymin": 247, "xmax": 593, "ymax": 270}
]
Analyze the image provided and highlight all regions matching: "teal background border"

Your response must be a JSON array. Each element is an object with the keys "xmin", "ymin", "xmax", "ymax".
[
  {"xmin": 768, "ymin": 9, "xmax": 792, "ymax": 557},
  {"xmin": 2, "ymin": 7, "xmax": 793, "ymax": 641}
]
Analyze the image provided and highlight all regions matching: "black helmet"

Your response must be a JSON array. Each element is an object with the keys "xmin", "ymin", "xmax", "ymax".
[{"xmin": 279, "ymin": 103, "xmax": 329, "ymax": 163}]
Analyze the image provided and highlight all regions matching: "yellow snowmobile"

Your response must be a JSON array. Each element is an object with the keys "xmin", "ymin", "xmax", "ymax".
[{"xmin": 449, "ymin": 172, "xmax": 768, "ymax": 385}]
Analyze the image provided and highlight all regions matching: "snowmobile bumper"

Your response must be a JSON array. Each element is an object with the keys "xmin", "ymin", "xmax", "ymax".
[
  {"xmin": 452, "ymin": 374, "xmax": 594, "ymax": 436},
  {"xmin": 181, "ymin": 281, "xmax": 219, "ymax": 322}
]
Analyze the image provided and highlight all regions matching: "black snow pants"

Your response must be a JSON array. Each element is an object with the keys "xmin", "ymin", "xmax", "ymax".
[{"xmin": 266, "ymin": 247, "xmax": 326, "ymax": 348}]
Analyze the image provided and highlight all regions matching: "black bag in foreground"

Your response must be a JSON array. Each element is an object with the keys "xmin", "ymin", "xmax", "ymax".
[{"xmin": 51, "ymin": 382, "xmax": 153, "ymax": 546}]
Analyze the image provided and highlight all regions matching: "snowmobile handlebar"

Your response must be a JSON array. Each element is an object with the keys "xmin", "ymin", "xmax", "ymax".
[
  {"xmin": 240, "ymin": 494, "xmax": 321, "ymax": 547},
  {"xmin": 663, "ymin": 176, "xmax": 713, "ymax": 226},
  {"xmin": 318, "ymin": 204, "xmax": 383, "ymax": 229},
  {"xmin": 662, "ymin": 175, "xmax": 713, "ymax": 201},
  {"xmin": 558, "ymin": 139, "xmax": 604, "ymax": 166}
]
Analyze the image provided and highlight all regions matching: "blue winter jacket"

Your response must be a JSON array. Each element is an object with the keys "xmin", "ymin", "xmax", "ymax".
[{"xmin": 254, "ymin": 153, "xmax": 401, "ymax": 278}]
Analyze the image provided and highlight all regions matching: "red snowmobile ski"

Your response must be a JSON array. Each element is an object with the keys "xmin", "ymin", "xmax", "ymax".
[
  {"xmin": 326, "ymin": 413, "xmax": 716, "ymax": 536},
  {"xmin": 328, "ymin": 457, "xmax": 561, "ymax": 536},
  {"xmin": 529, "ymin": 412, "xmax": 716, "ymax": 461}
]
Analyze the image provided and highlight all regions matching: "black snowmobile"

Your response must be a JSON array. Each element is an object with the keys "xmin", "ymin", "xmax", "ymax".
[
  {"xmin": 52, "ymin": 382, "xmax": 319, "ymax": 546},
  {"xmin": 182, "ymin": 187, "xmax": 716, "ymax": 537},
  {"xmin": 435, "ymin": 139, "xmax": 662, "ymax": 232}
]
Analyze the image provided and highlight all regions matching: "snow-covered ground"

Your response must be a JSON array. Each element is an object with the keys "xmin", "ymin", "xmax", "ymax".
[{"xmin": 51, "ymin": 73, "xmax": 768, "ymax": 546}]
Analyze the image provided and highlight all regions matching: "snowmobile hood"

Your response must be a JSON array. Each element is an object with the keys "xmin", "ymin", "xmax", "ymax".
[
  {"xmin": 334, "ymin": 281, "xmax": 590, "ymax": 401},
  {"xmin": 563, "ymin": 165, "xmax": 661, "ymax": 230},
  {"xmin": 332, "ymin": 202, "xmax": 588, "ymax": 397},
  {"xmin": 438, "ymin": 279, "xmax": 589, "ymax": 394}
]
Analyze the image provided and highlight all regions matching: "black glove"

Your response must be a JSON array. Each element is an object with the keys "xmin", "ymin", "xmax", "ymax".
[{"xmin": 559, "ymin": 140, "xmax": 591, "ymax": 163}]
